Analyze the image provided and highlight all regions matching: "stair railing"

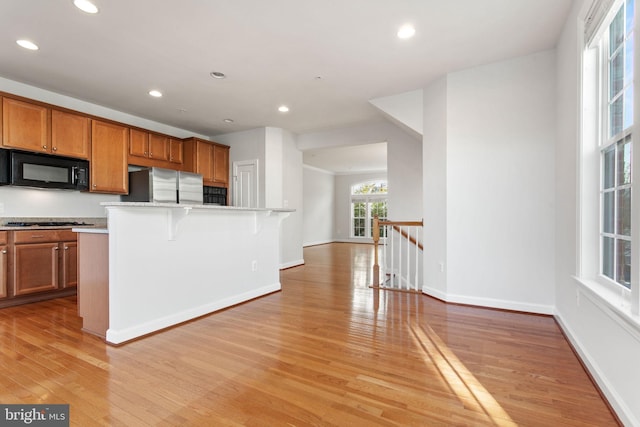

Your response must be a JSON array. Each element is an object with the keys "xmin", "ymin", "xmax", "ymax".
[{"xmin": 372, "ymin": 216, "xmax": 423, "ymax": 292}]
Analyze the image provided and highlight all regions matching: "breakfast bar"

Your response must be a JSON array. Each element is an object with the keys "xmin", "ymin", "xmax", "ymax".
[{"xmin": 74, "ymin": 202, "xmax": 291, "ymax": 345}]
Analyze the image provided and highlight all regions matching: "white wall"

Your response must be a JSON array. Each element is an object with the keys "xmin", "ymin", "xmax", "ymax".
[
  {"xmin": 0, "ymin": 186, "xmax": 116, "ymax": 218},
  {"xmin": 303, "ymin": 166, "xmax": 335, "ymax": 246},
  {"xmin": 281, "ymin": 129, "xmax": 304, "ymax": 267},
  {"xmin": 0, "ymin": 77, "xmax": 210, "ymax": 219},
  {"xmin": 214, "ymin": 128, "xmax": 266, "ymax": 208},
  {"xmin": 214, "ymin": 127, "xmax": 303, "ymax": 269},
  {"xmin": 334, "ymin": 172, "xmax": 387, "ymax": 243},
  {"xmin": 554, "ymin": 1, "xmax": 640, "ymax": 425},
  {"xmin": 386, "ymin": 128, "xmax": 422, "ymax": 222},
  {"xmin": 445, "ymin": 50, "xmax": 557, "ymax": 313},
  {"xmin": 369, "ymin": 89, "xmax": 423, "ymax": 139},
  {"xmin": 422, "ymin": 52, "xmax": 557, "ymax": 313},
  {"xmin": 422, "ymin": 77, "xmax": 449, "ymax": 297}
]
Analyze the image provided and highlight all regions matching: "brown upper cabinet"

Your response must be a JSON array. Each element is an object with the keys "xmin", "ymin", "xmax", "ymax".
[
  {"xmin": 51, "ymin": 109, "xmax": 91, "ymax": 159},
  {"xmin": 169, "ymin": 138, "xmax": 183, "ymax": 164},
  {"xmin": 129, "ymin": 129, "xmax": 168, "ymax": 161},
  {"xmin": 129, "ymin": 129, "xmax": 183, "ymax": 168},
  {"xmin": 213, "ymin": 144, "xmax": 229, "ymax": 186},
  {"xmin": 2, "ymin": 97, "xmax": 49, "ymax": 153},
  {"xmin": 91, "ymin": 120, "xmax": 128, "ymax": 194},
  {"xmin": 2, "ymin": 97, "xmax": 90, "ymax": 159},
  {"xmin": 183, "ymin": 137, "xmax": 229, "ymax": 187}
]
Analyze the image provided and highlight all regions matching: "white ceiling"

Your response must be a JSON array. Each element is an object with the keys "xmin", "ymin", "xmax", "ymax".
[{"xmin": 0, "ymin": 0, "xmax": 572, "ymax": 171}]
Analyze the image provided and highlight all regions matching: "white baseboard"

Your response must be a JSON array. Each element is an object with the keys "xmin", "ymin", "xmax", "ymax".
[
  {"xmin": 106, "ymin": 282, "xmax": 281, "ymax": 345},
  {"xmin": 421, "ymin": 285, "xmax": 554, "ymax": 315},
  {"xmin": 555, "ymin": 311, "xmax": 636, "ymax": 427}
]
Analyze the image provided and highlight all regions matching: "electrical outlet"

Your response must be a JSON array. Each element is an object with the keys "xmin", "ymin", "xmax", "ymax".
[
  {"xmin": 438, "ymin": 262, "xmax": 444, "ymax": 273},
  {"xmin": 251, "ymin": 260, "xmax": 258, "ymax": 272}
]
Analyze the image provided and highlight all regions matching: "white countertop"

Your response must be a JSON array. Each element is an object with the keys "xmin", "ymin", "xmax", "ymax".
[
  {"xmin": 72, "ymin": 227, "xmax": 108, "ymax": 234},
  {"xmin": 101, "ymin": 202, "xmax": 294, "ymax": 213}
]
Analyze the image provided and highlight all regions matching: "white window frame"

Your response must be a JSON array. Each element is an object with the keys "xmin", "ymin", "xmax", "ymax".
[{"xmin": 579, "ymin": 0, "xmax": 639, "ymax": 319}]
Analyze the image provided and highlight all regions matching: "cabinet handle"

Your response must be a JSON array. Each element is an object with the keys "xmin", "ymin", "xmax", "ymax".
[
  {"xmin": 52, "ymin": 147, "xmax": 57, "ymax": 151},
  {"xmin": 144, "ymin": 151, "xmax": 148, "ymax": 155},
  {"xmin": 92, "ymin": 184, "xmax": 97, "ymax": 187},
  {"xmin": 64, "ymin": 246, "xmax": 69, "ymax": 250},
  {"xmin": 54, "ymin": 247, "xmax": 59, "ymax": 251},
  {"xmin": 42, "ymin": 145, "xmax": 47, "ymax": 149},
  {"xmin": 1, "ymin": 250, "xmax": 6, "ymax": 254}
]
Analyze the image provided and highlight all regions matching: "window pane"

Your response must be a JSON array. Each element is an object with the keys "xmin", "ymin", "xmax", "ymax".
[
  {"xmin": 603, "ymin": 191, "xmax": 615, "ymax": 233},
  {"xmin": 617, "ymin": 188, "xmax": 631, "ymax": 235},
  {"xmin": 610, "ymin": 50, "xmax": 624, "ymax": 97},
  {"xmin": 610, "ymin": 6, "xmax": 625, "ymax": 53},
  {"xmin": 625, "ymin": 35, "xmax": 634, "ymax": 87},
  {"xmin": 610, "ymin": 95, "xmax": 624, "ymax": 136},
  {"xmin": 603, "ymin": 236, "xmax": 615, "ymax": 279},
  {"xmin": 604, "ymin": 146, "xmax": 616, "ymax": 188},
  {"xmin": 627, "ymin": 0, "xmax": 635, "ymax": 33},
  {"xmin": 624, "ymin": 85, "xmax": 634, "ymax": 130},
  {"xmin": 616, "ymin": 239, "xmax": 631, "ymax": 288},
  {"xmin": 617, "ymin": 136, "xmax": 632, "ymax": 185}
]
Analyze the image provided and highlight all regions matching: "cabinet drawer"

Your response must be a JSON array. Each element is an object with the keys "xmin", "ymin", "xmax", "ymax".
[
  {"xmin": 0, "ymin": 231, "xmax": 7, "ymax": 245},
  {"xmin": 12, "ymin": 229, "xmax": 76, "ymax": 244},
  {"xmin": 57, "ymin": 229, "xmax": 77, "ymax": 242}
]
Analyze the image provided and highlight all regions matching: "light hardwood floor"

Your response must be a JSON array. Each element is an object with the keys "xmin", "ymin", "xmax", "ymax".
[{"xmin": 0, "ymin": 243, "xmax": 619, "ymax": 426}]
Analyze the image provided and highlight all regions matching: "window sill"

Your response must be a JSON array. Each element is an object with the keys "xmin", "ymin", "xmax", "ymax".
[{"xmin": 572, "ymin": 276, "xmax": 640, "ymax": 342}]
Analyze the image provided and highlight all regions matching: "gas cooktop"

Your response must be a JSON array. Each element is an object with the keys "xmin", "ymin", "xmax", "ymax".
[{"xmin": 5, "ymin": 221, "xmax": 94, "ymax": 227}]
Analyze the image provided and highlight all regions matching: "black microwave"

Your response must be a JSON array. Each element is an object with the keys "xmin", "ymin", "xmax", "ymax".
[{"xmin": 0, "ymin": 149, "xmax": 89, "ymax": 191}]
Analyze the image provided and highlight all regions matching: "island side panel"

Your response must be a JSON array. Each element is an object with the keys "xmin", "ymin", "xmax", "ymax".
[
  {"xmin": 105, "ymin": 206, "xmax": 285, "ymax": 344},
  {"xmin": 77, "ymin": 231, "xmax": 109, "ymax": 338}
]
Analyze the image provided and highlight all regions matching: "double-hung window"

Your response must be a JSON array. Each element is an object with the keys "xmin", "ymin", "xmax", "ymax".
[
  {"xmin": 600, "ymin": 0, "xmax": 634, "ymax": 288},
  {"xmin": 582, "ymin": 0, "xmax": 637, "ymax": 313}
]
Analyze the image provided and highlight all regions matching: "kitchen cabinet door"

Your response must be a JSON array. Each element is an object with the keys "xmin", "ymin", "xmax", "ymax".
[
  {"xmin": 61, "ymin": 241, "xmax": 77, "ymax": 288},
  {"xmin": 129, "ymin": 128, "xmax": 149, "ymax": 158},
  {"xmin": 196, "ymin": 141, "xmax": 215, "ymax": 183},
  {"xmin": 51, "ymin": 109, "xmax": 91, "ymax": 159},
  {"xmin": 149, "ymin": 133, "xmax": 169, "ymax": 161},
  {"xmin": 0, "ymin": 245, "xmax": 7, "ymax": 299},
  {"xmin": 169, "ymin": 138, "xmax": 183, "ymax": 165},
  {"xmin": 2, "ymin": 97, "xmax": 49, "ymax": 152},
  {"xmin": 13, "ymin": 242, "xmax": 59, "ymax": 296},
  {"xmin": 91, "ymin": 120, "xmax": 129, "ymax": 194},
  {"xmin": 213, "ymin": 144, "xmax": 229, "ymax": 185}
]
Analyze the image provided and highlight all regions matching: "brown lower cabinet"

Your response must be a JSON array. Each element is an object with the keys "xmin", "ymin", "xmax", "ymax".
[
  {"xmin": 0, "ymin": 232, "xmax": 7, "ymax": 299},
  {"xmin": 0, "ymin": 229, "xmax": 77, "ymax": 307}
]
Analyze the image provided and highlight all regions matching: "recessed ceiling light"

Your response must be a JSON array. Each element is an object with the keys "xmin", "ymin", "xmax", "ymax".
[
  {"xmin": 73, "ymin": 0, "xmax": 99, "ymax": 14},
  {"xmin": 210, "ymin": 71, "xmax": 226, "ymax": 79},
  {"xmin": 397, "ymin": 24, "xmax": 416, "ymax": 39},
  {"xmin": 278, "ymin": 105, "xmax": 290, "ymax": 113},
  {"xmin": 223, "ymin": 118, "xmax": 234, "ymax": 123},
  {"xmin": 148, "ymin": 90, "xmax": 163, "ymax": 98},
  {"xmin": 16, "ymin": 39, "xmax": 39, "ymax": 50}
]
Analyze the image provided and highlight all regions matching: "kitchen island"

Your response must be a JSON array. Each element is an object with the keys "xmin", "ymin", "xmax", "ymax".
[{"xmin": 74, "ymin": 202, "xmax": 291, "ymax": 345}]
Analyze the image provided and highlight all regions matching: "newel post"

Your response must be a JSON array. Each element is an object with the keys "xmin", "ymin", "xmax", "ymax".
[{"xmin": 372, "ymin": 216, "xmax": 380, "ymax": 287}]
